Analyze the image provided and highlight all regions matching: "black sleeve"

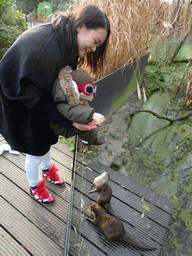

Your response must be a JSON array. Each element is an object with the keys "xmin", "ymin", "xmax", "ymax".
[{"xmin": 45, "ymin": 104, "xmax": 72, "ymax": 129}]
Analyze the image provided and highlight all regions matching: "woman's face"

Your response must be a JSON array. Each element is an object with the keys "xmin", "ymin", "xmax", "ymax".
[{"xmin": 77, "ymin": 25, "xmax": 107, "ymax": 58}]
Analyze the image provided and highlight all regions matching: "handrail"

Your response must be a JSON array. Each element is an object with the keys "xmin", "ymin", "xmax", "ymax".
[{"xmin": 64, "ymin": 135, "xmax": 78, "ymax": 256}]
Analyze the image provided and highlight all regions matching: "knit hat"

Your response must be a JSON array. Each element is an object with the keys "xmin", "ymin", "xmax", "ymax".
[{"xmin": 71, "ymin": 69, "xmax": 96, "ymax": 101}]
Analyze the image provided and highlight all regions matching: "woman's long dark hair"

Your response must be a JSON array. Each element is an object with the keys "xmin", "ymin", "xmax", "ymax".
[
  {"xmin": 53, "ymin": 5, "xmax": 110, "ymax": 73},
  {"xmin": 73, "ymin": 5, "xmax": 110, "ymax": 73}
]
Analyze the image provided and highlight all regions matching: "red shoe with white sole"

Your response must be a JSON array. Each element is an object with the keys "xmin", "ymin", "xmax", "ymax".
[
  {"xmin": 42, "ymin": 164, "xmax": 65, "ymax": 186},
  {"xmin": 30, "ymin": 180, "xmax": 55, "ymax": 205}
]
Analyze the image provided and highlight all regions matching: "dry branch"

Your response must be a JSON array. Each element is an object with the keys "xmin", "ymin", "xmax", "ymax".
[{"xmin": 131, "ymin": 109, "xmax": 192, "ymax": 123}]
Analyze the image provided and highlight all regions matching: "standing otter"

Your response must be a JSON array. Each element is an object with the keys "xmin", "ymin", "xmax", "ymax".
[
  {"xmin": 86, "ymin": 202, "xmax": 156, "ymax": 251},
  {"xmin": 89, "ymin": 172, "xmax": 110, "ymax": 194},
  {"xmin": 89, "ymin": 172, "xmax": 115, "ymax": 215}
]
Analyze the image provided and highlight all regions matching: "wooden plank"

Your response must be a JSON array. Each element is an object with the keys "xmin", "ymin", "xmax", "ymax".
[
  {"xmin": 0, "ymin": 227, "xmax": 30, "ymax": 256},
  {"xmin": 4, "ymin": 146, "xmax": 172, "ymax": 229},
  {"xmin": 1, "ymin": 174, "xmax": 66, "ymax": 247},
  {"xmin": 49, "ymin": 150, "xmax": 169, "ymax": 239},
  {"xmin": 72, "ymin": 173, "xmax": 166, "ymax": 243},
  {"xmin": 50, "ymin": 144, "xmax": 170, "ymax": 255},
  {"xmin": 70, "ymin": 204, "xmax": 155, "ymax": 256},
  {"xmin": 52, "ymin": 139, "xmax": 74, "ymax": 158},
  {"xmin": 1, "ymin": 197, "xmax": 64, "ymax": 255},
  {"xmin": 1, "ymin": 146, "xmax": 144, "ymax": 255},
  {"xmin": 64, "ymin": 172, "xmax": 161, "ymax": 255},
  {"xmin": 1, "ymin": 149, "xmax": 73, "ymax": 188},
  {"xmin": 69, "ymin": 233, "xmax": 107, "ymax": 256},
  {"xmin": 1, "ymin": 155, "xmax": 71, "ymax": 219},
  {"xmin": 69, "ymin": 164, "xmax": 172, "ymax": 256},
  {"xmin": 70, "ymin": 216, "xmax": 142, "ymax": 256},
  {"xmin": 0, "ymin": 174, "xmax": 106, "ymax": 256},
  {"xmin": 75, "ymin": 165, "xmax": 171, "ymax": 229},
  {"xmin": 1, "ymin": 138, "xmax": 172, "ymax": 255},
  {"xmin": 50, "ymin": 143, "xmax": 173, "ymax": 215},
  {"xmin": 1, "ymin": 155, "xmax": 109, "ymax": 256},
  {"xmin": 2, "ymin": 147, "xmax": 72, "ymax": 176},
  {"xmin": 84, "ymin": 159, "xmax": 173, "ymax": 214},
  {"xmin": 70, "ymin": 185, "xmax": 161, "ymax": 256}
]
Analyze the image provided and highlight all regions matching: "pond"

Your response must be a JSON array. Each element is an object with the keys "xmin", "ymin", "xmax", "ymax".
[{"xmin": 123, "ymin": 62, "xmax": 192, "ymax": 256}]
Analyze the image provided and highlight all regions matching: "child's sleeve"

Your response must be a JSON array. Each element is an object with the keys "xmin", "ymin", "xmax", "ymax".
[{"xmin": 56, "ymin": 102, "xmax": 95, "ymax": 124}]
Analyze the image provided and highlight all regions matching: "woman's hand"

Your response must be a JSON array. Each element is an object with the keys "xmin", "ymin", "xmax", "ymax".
[
  {"xmin": 92, "ymin": 112, "xmax": 106, "ymax": 126},
  {"xmin": 72, "ymin": 112, "xmax": 105, "ymax": 131},
  {"xmin": 72, "ymin": 122, "xmax": 97, "ymax": 131}
]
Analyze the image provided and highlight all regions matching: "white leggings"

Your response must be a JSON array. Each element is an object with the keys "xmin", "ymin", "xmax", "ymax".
[{"xmin": 25, "ymin": 150, "xmax": 52, "ymax": 187}]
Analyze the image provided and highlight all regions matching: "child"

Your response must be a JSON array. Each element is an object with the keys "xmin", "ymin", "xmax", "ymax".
[{"xmin": 50, "ymin": 65, "xmax": 106, "ymax": 145}]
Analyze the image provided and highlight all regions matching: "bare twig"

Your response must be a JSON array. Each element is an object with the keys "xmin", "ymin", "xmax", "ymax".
[{"xmin": 131, "ymin": 109, "xmax": 192, "ymax": 123}]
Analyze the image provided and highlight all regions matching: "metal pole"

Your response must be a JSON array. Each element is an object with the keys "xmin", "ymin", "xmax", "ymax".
[{"xmin": 64, "ymin": 135, "xmax": 78, "ymax": 256}]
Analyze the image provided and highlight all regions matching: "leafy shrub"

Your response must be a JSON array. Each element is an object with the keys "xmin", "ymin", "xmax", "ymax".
[
  {"xmin": 0, "ymin": 20, "xmax": 25, "ymax": 59},
  {"xmin": 0, "ymin": 2, "xmax": 27, "ymax": 60},
  {"xmin": 2, "ymin": 4, "xmax": 27, "ymax": 30}
]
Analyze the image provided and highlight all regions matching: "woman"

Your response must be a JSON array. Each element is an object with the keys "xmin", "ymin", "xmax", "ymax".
[{"xmin": 0, "ymin": 5, "xmax": 110, "ymax": 205}]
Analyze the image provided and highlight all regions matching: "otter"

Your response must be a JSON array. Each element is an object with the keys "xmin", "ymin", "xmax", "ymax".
[
  {"xmin": 89, "ymin": 172, "xmax": 115, "ymax": 215},
  {"xmin": 86, "ymin": 202, "xmax": 156, "ymax": 251}
]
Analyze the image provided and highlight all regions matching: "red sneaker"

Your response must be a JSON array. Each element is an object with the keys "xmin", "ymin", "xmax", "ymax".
[
  {"xmin": 42, "ymin": 164, "xmax": 65, "ymax": 186},
  {"xmin": 30, "ymin": 180, "xmax": 55, "ymax": 205}
]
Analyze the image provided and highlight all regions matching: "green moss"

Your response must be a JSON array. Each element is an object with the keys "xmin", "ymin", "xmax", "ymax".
[
  {"xmin": 142, "ymin": 66, "xmax": 165, "ymax": 98},
  {"xmin": 123, "ymin": 62, "xmax": 192, "ymax": 254},
  {"xmin": 110, "ymin": 163, "xmax": 120, "ymax": 172},
  {"xmin": 168, "ymin": 229, "xmax": 183, "ymax": 250},
  {"xmin": 109, "ymin": 133, "xmax": 121, "ymax": 140}
]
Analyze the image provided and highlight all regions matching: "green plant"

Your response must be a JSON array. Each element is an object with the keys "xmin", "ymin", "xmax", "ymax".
[
  {"xmin": 78, "ymin": 144, "xmax": 100, "ymax": 158},
  {"xmin": 59, "ymin": 136, "xmax": 100, "ymax": 157},
  {"xmin": 109, "ymin": 132, "xmax": 121, "ymax": 140},
  {"xmin": 0, "ymin": 1, "xmax": 27, "ymax": 59},
  {"xmin": 56, "ymin": 2, "xmax": 72, "ymax": 12},
  {"xmin": 0, "ymin": 20, "xmax": 25, "ymax": 59},
  {"xmin": 59, "ymin": 136, "xmax": 75, "ymax": 151},
  {"xmin": 2, "ymin": 4, "xmax": 27, "ymax": 29},
  {"xmin": 175, "ymin": 61, "xmax": 192, "ymax": 107}
]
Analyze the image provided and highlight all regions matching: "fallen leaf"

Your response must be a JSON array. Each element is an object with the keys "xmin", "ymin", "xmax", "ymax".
[
  {"xmin": 142, "ymin": 202, "xmax": 150, "ymax": 211},
  {"xmin": 61, "ymin": 190, "xmax": 67, "ymax": 195},
  {"xmin": 184, "ymin": 131, "xmax": 192, "ymax": 137},
  {"xmin": 81, "ymin": 197, "xmax": 84, "ymax": 208}
]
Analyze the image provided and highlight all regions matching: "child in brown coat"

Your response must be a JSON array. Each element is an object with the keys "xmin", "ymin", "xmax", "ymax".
[{"xmin": 50, "ymin": 65, "xmax": 106, "ymax": 145}]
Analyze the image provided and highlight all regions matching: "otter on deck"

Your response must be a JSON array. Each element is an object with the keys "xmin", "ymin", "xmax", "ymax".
[{"xmin": 1, "ymin": 134, "xmax": 173, "ymax": 256}]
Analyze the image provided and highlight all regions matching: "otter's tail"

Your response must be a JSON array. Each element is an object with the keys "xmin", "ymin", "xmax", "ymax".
[{"xmin": 122, "ymin": 232, "xmax": 156, "ymax": 250}]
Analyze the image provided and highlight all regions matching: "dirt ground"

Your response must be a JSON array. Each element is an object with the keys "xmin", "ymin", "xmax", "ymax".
[{"xmin": 87, "ymin": 91, "xmax": 143, "ymax": 169}]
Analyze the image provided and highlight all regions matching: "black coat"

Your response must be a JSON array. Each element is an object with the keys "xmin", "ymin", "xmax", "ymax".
[{"xmin": 0, "ymin": 16, "xmax": 78, "ymax": 155}]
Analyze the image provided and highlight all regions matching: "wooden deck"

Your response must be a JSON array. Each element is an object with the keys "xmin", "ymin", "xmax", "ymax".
[{"xmin": 0, "ymin": 134, "xmax": 173, "ymax": 256}]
